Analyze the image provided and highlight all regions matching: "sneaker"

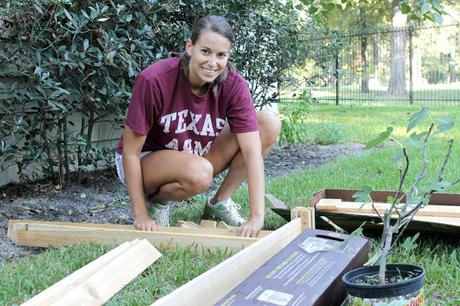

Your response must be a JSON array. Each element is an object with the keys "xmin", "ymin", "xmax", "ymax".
[
  {"xmin": 202, "ymin": 197, "xmax": 246, "ymax": 226},
  {"xmin": 148, "ymin": 202, "xmax": 171, "ymax": 227}
]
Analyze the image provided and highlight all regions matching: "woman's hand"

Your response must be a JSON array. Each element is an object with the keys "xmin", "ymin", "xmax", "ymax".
[
  {"xmin": 236, "ymin": 215, "xmax": 264, "ymax": 237},
  {"xmin": 134, "ymin": 215, "xmax": 157, "ymax": 231}
]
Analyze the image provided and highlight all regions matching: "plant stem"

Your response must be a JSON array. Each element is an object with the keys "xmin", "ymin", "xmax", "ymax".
[{"xmin": 379, "ymin": 214, "xmax": 394, "ymax": 284}]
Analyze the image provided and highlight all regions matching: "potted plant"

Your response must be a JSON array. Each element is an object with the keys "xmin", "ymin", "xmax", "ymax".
[{"xmin": 341, "ymin": 107, "xmax": 458, "ymax": 305}]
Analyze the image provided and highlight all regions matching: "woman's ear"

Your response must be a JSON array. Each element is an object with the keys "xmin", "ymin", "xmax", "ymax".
[{"xmin": 185, "ymin": 39, "xmax": 193, "ymax": 56}]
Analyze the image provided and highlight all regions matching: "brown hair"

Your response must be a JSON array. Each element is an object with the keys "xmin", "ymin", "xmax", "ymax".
[{"xmin": 181, "ymin": 15, "xmax": 235, "ymax": 96}]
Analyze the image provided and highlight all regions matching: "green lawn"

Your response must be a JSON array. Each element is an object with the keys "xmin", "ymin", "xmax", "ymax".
[
  {"xmin": 1, "ymin": 104, "xmax": 459, "ymax": 305},
  {"xmin": 280, "ymin": 103, "xmax": 460, "ymax": 143}
]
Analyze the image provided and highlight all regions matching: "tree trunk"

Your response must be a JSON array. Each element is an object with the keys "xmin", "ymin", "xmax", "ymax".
[
  {"xmin": 63, "ymin": 115, "xmax": 70, "ymax": 181},
  {"xmin": 388, "ymin": 0, "xmax": 407, "ymax": 96},
  {"xmin": 359, "ymin": 0, "xmax": 369, "ymax": 93},
  {"xmin": 372, "ymin": 38, "xmax": 379, "ymax": 68},
  {"xmin": 449, "ymin": 54, "xmax": 456, "ymax": 83},
  {"xmin": 57, "ymin": 118, "xmax": 65, "ymax": 187}
]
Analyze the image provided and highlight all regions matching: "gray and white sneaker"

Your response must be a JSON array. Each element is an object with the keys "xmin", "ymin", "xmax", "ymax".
[
  {"xmin": 149, "ymin": 202, "xmax": 171, "ymax": 227},
  {"xmin": 202, "ymin": 197, "xmax": 246, "ymax": 226}
]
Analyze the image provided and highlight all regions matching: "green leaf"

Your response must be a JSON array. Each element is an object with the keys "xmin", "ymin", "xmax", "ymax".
[
  {"xmin": 324, "ymin": 2, "xmax": 337, "ymax": 11},
  {"xmin": 433, "ymin": 12, "xmax": 443, "ymax": 24},
  {"xmin": 433, "ymin": 116, "xmax": 455, "ymax": 136},
  {"xmin": 33, "ymin": 3, "xmax": 44, "ymax": 14},
  {"xmin": 49, "ymin": 88, "xmax": 70, "ymax": 99},
  {"xmin": 406, "ymin": 131, "xmax": 426, "ymax": 148},
  {"xmin": 407, "ymin": 107, "xmax": 430, "ymax": 132},
  {"xmin": 352, "ymin": 186, "xmax": 373, "ymax": 203},
  {"xmin": 308, "ymin": 6, "xmax": 319, "ymax": 14},
  {"xmin": 365, "ymin": 127, "xmax": 393, "ymax": 149},
  {"xmin": 387, "ymin": 196, "xmax": 394, "ymax": 204},
  {"xmin": 427, "ymin": 179, "xmax": 451, "ymax": 192},
  {"xmin": 401, "ymin": 233, "xmax": 419, "ymax": 252},
  {"xmin": 83, "ymin": 39, "xmax": 89, "ymax": 51},
  {"xmin": 339, "ymin": 222, "xmax": 366, "ymax": 251},
  {"xmin": 63, "ymin": 8, "xmax": 77, "ymax": 29},
  {"xmin": 400, "ymin": 2, "xmax": 411, "ymax": 14},
  {"xmin": 81, "ymin": 10, "xmax": 90, "ymax": 20}
]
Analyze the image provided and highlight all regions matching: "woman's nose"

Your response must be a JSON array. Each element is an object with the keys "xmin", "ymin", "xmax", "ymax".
[{"xmin": 208, "ymin": 55, "xmax": 216, "ymax": 66}]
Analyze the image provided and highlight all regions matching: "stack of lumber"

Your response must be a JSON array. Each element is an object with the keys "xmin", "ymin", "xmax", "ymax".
[
  {"xmin": 22, "ymin": 239, "xmax": 161, "ymax": 306},
  {"xmin": 316, "ymin": 198, "xmax": 460, "ymax": 227}
]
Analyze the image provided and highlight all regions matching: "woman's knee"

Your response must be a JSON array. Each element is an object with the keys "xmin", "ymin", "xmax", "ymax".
[
  {"xmin": 185, "ymin": 159, "xmax": 214, "ymax": 194},
  {"xmin": 257, "ymin": 111, "xmax": 281, "ymax": 146}
]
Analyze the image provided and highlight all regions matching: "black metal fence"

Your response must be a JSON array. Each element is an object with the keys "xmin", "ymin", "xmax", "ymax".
[{"xmin": 279, "ymin": 23, "xmax": 460, "ymax": 105}]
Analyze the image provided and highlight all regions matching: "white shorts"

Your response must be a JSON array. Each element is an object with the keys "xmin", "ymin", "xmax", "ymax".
[{"xmin": 115, "ymin": 151, "xmax": 152, "ymax": 185}]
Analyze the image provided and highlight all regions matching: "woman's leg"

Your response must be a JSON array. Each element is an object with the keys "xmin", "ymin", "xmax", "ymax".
[
  {"xmin": 204, "ymin": 111, "xmax": 281, "ymax": 202},
  {"xmin": 140, "ymin": 150, "xmax": 214, "ymax": 203}
]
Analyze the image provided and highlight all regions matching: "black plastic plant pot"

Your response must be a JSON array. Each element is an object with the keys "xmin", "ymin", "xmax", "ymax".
[{"xmin": 342, "ymin": 264, "xmax": 426, "ymax": 305}]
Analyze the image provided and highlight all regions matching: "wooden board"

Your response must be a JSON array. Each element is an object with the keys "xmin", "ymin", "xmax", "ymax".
[
  {"xmin": 310, "ymin": 189, "xmax": 460, "ymax": 234},
  {"xmin": 23, "ymin": 239, "xmax": 161, "ymax": 306},
  {"xmin": 199, "ymin": 220, "xmax": 217, "ymax": 228},
  {"xmin": 151, "ymin": 218, "xmax": 303, "ymax": 306},
  {"xmin": 22, "ymin": 241, "xmax": 133, "ymax": 305},
  {"xmin": 319, "ymin": 210, "xmax": 460, "ymax": 227},
  {"xmin": 316, "ymin": 198, "xmax": 460, "ymax": 218},
  {"xmin": 316, "ymin": 211, "xmax": 460, "ymax": 234},
  {"xmin": 7, "ymin": 220, "xmax": 271, "ymax": 251},
  {"xmin": 265, "ymin": 194, "xmax": 288, "ymax": 209}
]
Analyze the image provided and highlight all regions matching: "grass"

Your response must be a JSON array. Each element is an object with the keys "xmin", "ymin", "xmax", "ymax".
[
  {"xmin": 0, "ymin": 243, "xmax": 234, "ymax": 306},
  {"xmin": 280, "ymin": 103, "xmax": 460, "ymax": 142},
  {"xmin": 1, "ymin": 104, "xmax": 460, "ymax": 305}
]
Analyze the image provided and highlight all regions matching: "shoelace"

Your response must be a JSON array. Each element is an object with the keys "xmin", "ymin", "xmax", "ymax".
[{"xmin": 226, "ymin": 200, "xmax": 244, "ymax": 221}]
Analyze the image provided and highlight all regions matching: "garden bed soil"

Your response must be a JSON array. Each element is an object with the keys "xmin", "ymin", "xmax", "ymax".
[{"xmin": 0, "ymin": 143, "xmax": 364, "ymax": 263}]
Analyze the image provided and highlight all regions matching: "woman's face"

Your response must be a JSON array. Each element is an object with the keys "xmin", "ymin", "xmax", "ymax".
[{"xmin": 186, "ymin": 30, "xmax": 231, "ymax": 90}]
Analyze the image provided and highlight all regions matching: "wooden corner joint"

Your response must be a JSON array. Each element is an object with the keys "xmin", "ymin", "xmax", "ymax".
[{"xmin": 290, "ymin": 207, "xmax": 316, "ymax": 230}]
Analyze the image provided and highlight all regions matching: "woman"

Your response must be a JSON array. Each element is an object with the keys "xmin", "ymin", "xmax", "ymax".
[{"xmin": 115, "ymin": 15, "xmax": 280, "ymax": 237}]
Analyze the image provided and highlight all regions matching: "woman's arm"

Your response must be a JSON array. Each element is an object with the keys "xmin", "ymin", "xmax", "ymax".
[
  {"xmin": 122, "ymin": 125, "xmax": 156, "ymax": 231},
  {"xmin": 235, "ymin": 131, "xmax": 265, "ymax": 237}
]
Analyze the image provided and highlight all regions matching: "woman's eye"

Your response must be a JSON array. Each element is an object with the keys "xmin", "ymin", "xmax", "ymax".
[
  {"xmin": 201, "ymin": 49, "xmax": 209, "ymax": 54},
  {"xmin": 217, "ymin": 53, "xmax": 227, "ymax": 59}
]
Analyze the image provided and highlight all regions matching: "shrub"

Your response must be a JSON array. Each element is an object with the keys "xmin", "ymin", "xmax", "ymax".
[
  {"xmin": 310, "ymin": 122, "xmax": 346, "ymax": 145},
  {"xmin": 278, "ymin": 90, "xmax": 313, "ymax": 145}
]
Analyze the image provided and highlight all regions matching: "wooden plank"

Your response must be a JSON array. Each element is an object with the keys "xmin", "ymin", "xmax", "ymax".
[
  {"xmin": 300, "ymin": 207, "xmax": 315, "ymax": 230},
  {"xmin": 52, "ymin": 239, "xmax": 161, "ymax": 306},
  {"xmin": 322, "ymin": 210, "xmax": 460, "ymax": 227},
  {"xmin": 151, "ymin": 218, "xmax": 302, "ymax": 306},
  {"xmin": 22, "ymin": 239, "xmax": 160, "ymax": 306},
  {"xmin": 217, "ymin": 221, "xmax": 232, "ymax": 230},
  {"xmin": 177, "ymin": 220, "xmax": 200, "ymax": 229},
  {"xmin": 22, "ymin": 241, "xmax": 135, "ymax": 306},
  {"xmin": 290, "ymin": 207, "xmax": 301, "ymax": 220},
  {"xmin": 7, "ymin": 220, "xmax": 270, "ymax": 251},
  {"xmin": 199, "ymin": 220, "xmax": 217, "ymax": 228},
  {"xmin": 265, "ymin": 194, "xmax": 288, "ymax": 209},
  {"xmin": 8, "ymin": 220, "xmax": 270, "ymax": 237},
  {"xmin": 179, "ymin": 221, "xmax": 201, "ymax": 228},
  {"xmin": 317, "ymin": 199, "xmax": 460, "ymax": 218}
]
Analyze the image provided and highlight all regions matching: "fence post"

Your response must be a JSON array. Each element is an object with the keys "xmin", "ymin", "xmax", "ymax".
[
  {"xmin": 335, "ymin": 50, "xmax": 339, "ymax": 106},
  {"xmin": 408, "ymin": 25, "xmax": 414, "ymax": 105}
]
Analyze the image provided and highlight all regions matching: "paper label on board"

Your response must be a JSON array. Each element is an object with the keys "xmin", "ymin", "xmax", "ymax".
[{"xmin": 256, "ymin": 289, "xmax": 293, "ymax": 305}]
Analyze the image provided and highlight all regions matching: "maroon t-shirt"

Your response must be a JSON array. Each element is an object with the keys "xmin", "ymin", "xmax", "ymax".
[{"xmin": 116, "ymin": 57, "xmax": 258, "ymax": 156}]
